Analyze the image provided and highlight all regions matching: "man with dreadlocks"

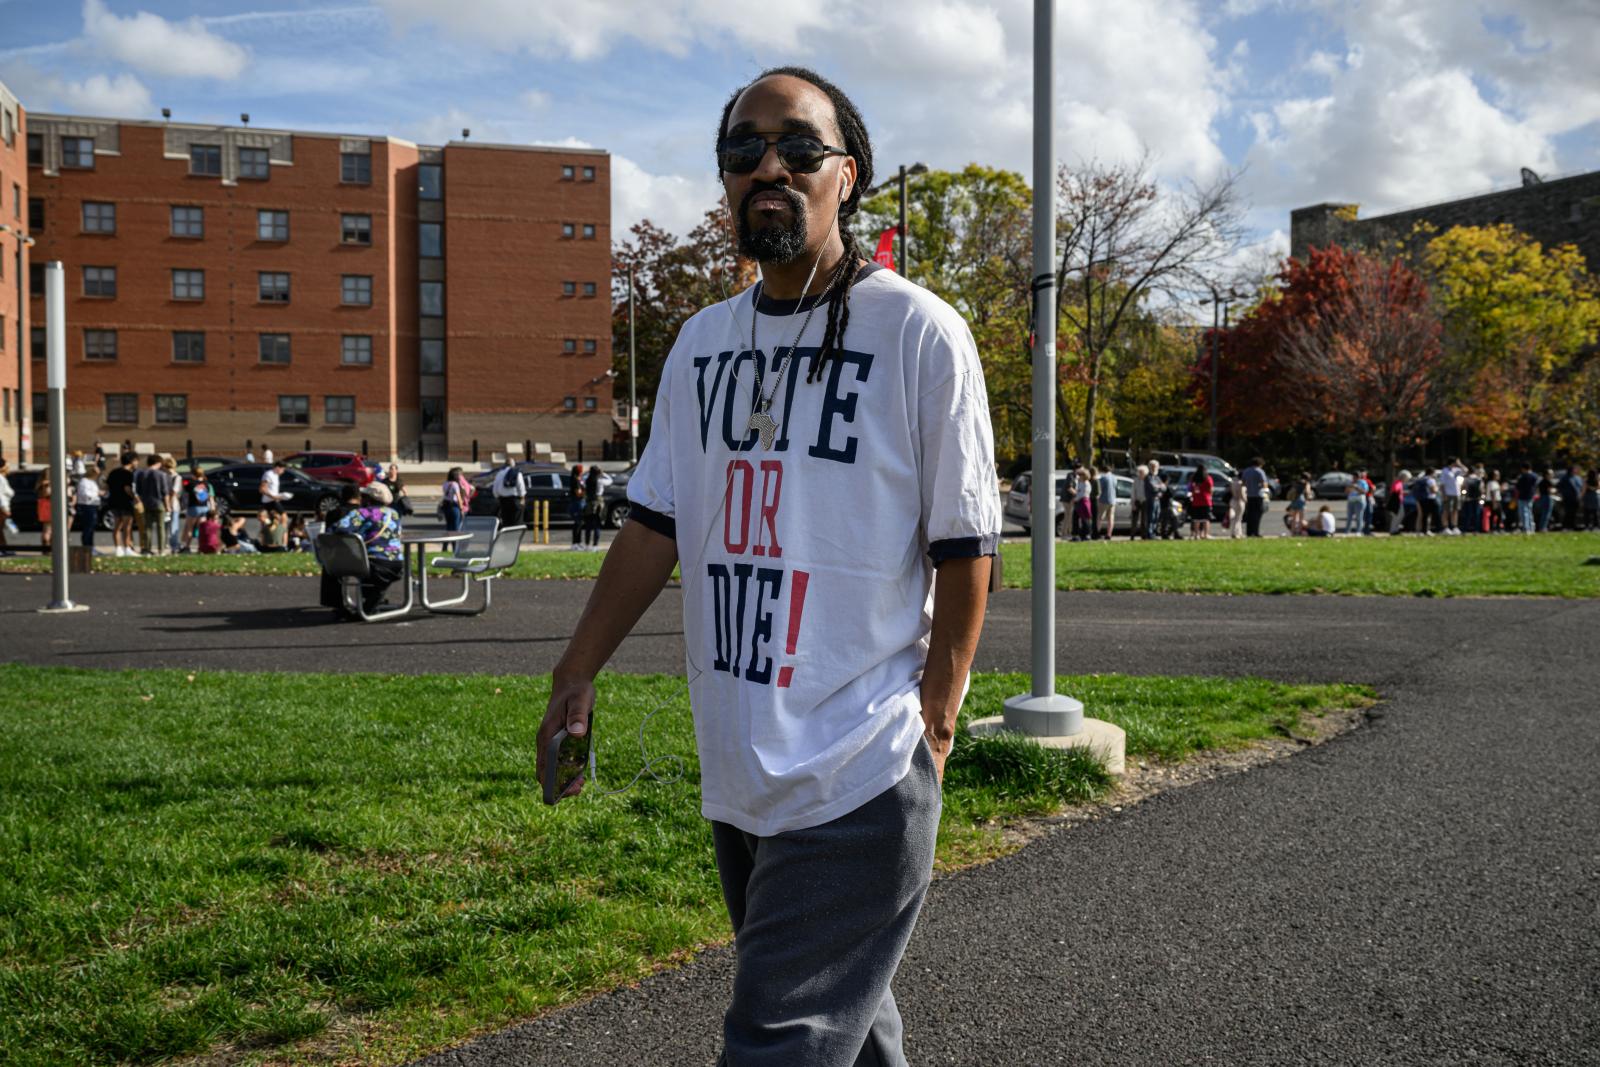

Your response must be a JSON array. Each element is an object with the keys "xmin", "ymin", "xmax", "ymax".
[{"xmin": 540, "ymin": 67, "xmax": 999, "ymax": 1066}]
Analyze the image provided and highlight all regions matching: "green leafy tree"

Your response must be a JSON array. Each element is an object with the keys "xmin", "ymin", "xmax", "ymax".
[{"xmin": 1420, "ymin": 223, "xmax": 1600, "ymax": 447}]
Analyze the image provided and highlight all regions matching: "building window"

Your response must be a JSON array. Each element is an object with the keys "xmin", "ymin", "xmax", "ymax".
[
  {"xmin": 420, "ymin": 397, "xmax": 444, "ymax": 433},
  {"xmin": 189, "ymin": 144, "xmax": 222, "ymax": 177},
  {"xmin": 419, "ymin": 222, "xmax": 442, "ymax": 257},
  {"xmin": 562, "ymin": 222, "xmax": 575, "ymax": 239},
  {"xmin": 27, "ymin": 133, "xmax": 42, "ymax": 166},
  {"xmin": 3, "ymin": 388, "xmax": 10, "ymax": 425},
  {"xmin": 172, "ymin": 269, "xmax": 205, "ymax": 301},
  {"xmin": 582, "ymin": 282, "xmax": 597, "ymax": 297},
  {"xmin": 341, "ymin": 213, "xmax": 371, "ymax": 245},
  {"xmin": 62, "ymin": 137, "xmax": 95, "ymax": 169},
  {"xmin": 171, "ymin": 205, "xmax": 204, "ymax": 237},
  {"xmin": 257, "ymin": 210, "xmax": 289, "ymax": 241},
  {"xmin": 155, "ymin": 394, "xmax": 188, "ymax": 425},
  {"xmin": 84, "ymin": 330, "xmax": 118, "ymax": 360},
  {"xmin": 563, "ymin": 338, "xmax": 576, "ymax": 353},
  {"xmin": 562, "ymin": 280, "xmax": 576, "ymax": 297},
  {"xmin": 30, "ymin": 263, "xmax": 44, "ymax": 292},
  {"xmin": 173, "ymin": 331, "xmax": 206, "ymax": 363},
  {"xmin": 341, "ymin": 335, "xmax": 373, "ymax": 365},
  {"xmin": 561, "ymin": 164, "xmax": 574, "ymax": 180},
  {"xmin": 105, "ymin": 393, "xmax": 138, "ymax": 424},
  {"xmin": 583, "ymin": 223, "xmax": 596, "ymax": 239},
  {"xmin": 80, "ymin": 201, "xmax": 116, "ymax": 234},
  {"xmin": 420, "ymin": 281, "xmax": 443, "ymax": 317},
  {"xmin": 1, "ymin": 108, "xmax": 10, "ymax": 146},
  {"xmin": 341, "ymin": 151, "xmax": 371, "ymax": 184},
  {"xmin": 584, "ymin": 396, "xmax": 598, "ymax": 411},
  {"xmin": 583, "ymin": 165, "xmax": 596, "ymax": 181},
  {"xmin": 258, "ymin": 272, "xmax": 290, "ymax": 303},
  {"xmin": 325, "ymin": 395, "xmax": 355, "ymax": 425},
  {"xmin": 259, "ymin": 333, "xmax": 292, "ymax": 365},
  {"xmin": 420, "ymin": 339, "xmax": 444, "ymax": 374},
  {"xmin": 278, "ymin": 394, "xmax": 310, "ymax": 425},
  {"xmin": 83, "ymin": 266, "xmax": 116, "ymax": 298},
  {"xmin": 28, "ymin": 197, "xmax": 43, "ymax": 231},
  {"xmin": 238, "ymin": 146, "xmax": 270, "ymax": 180},
  {"xmin": 584, "ymin": 338, "xmax": 598, "ymax": 354},
  {"xmin": 563, "ymin": 396, "xmax": 577, "ymax": 411},
  {"xmin": 33, "ymin": 392, "xmax": 47, "ymax": 425},
  {"xmin": 11, "ymin": 183, "xmax": 17, "ymax": 220},
  {"xmin": 32, "ymin": 327, "xmax": 45, "ymax": 361},
  {"xmin": 418, "ymin": 164, "xmax": 442, "ymax": 200},
  {"xmin": 341, "ymin": 274, "xmax": 373, "ymax": 306}
]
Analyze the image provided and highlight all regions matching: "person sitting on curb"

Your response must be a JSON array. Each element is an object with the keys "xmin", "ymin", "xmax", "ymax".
[
  {"xmin": 1306, "ymin": 504, "xmax": 1337, "ymax": 537},
  {"xmin": 196, "ymin": 508, "xmax": 222, "ymax": 555}
]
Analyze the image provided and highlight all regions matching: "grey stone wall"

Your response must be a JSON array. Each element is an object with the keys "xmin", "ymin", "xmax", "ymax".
[{"xmin": 1289, "ymin": 169, "xmax": 1600, "ymax": 271}]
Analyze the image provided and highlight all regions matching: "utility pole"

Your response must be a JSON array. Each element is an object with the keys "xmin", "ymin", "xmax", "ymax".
[
  {"xmin": 981, "ymin": 0, "xmax": 1124, "ymax": 774},
  {"xmin": 627, "ymin": 265, "xmax": 638, "ymax": 464},
  {"xmin": 40, "ymin": 262, "xmax": 85, "ymax": 614}
]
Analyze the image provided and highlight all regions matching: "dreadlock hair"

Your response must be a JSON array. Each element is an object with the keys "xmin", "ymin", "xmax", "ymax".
[{"xmin": 716, "ymin": 65, "xmax": 875, "ymax": 383}]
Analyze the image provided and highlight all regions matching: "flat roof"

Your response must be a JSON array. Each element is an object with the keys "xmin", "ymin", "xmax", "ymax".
[{"xmin": 29, "ymin": 113, "xmax": 607, "ymax": 156}]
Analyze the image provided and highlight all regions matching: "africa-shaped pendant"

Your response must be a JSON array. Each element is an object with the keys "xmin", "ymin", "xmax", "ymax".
[{"xmin": 748, "ymin": 408, "xmax": 779, "ymax": 450}]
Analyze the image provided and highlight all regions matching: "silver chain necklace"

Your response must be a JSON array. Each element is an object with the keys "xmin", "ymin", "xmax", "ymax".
[{"xmin": 746, "ymin": 256, "xmax": 850, "ymax": 449}]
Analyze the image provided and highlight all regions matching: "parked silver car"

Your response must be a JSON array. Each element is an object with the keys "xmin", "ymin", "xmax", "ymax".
[{"xmin": 1004, "ymin": 470, "xmax": 1134, "ymax": 535}]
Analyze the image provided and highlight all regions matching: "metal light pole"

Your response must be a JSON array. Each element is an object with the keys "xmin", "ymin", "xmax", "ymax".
[
  {"xmin": 1202, "ymin": 287, "xmax": 1243, "ymax": 453},
  {"xmin": 627, "ymin": 265, "xmax": 638, "ymax": 463},
  {"xmin": 979, "ymin": 0, "xmax": 1124, "ymax": 772},
  {"xmin": 40, "ymin": 261, "xmax": 85, "ymax": 614}
]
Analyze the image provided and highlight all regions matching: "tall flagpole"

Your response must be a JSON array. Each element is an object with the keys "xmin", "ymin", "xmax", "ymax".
[{"xmin": 40, "ymin": 261, "xmax": 86, "ymax": 614}]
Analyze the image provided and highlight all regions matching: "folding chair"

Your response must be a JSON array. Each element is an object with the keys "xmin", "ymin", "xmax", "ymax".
[
  {"xmin": 425, "ymin": 524, "xmax": 525, "ymax": 615},
  {"xmin": 315, "ymin": 531, "xmax": 413, "ymax": 622}
]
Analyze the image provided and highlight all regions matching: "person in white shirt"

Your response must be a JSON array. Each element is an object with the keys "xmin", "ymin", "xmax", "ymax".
[
  {"xmin": 75, "ymin": 466, "xmax": 103, "ymax": 551},
  {"xmin": 258, "ymin": 459, "xmax": 292, "ymax": 521},
  {"xmin": 262, "ymin": 445, "xmax": 274, "ymax": 465},
  {"xmin": 0, "ymin": 460, "xmax": 14, "ymax": 555},
  {"xmin": 1439, "ymin": 456, "xmax": 1463, "ymax": 534},
  {"xmin": 491, "ymin": 459, "xmax": 526, "ymax": 527},
  {"xmin": 538, "ymin": 67, "xmax": 998, "ymax": 1067}
]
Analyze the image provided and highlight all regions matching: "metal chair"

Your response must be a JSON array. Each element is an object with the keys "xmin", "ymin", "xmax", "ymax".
[
  {"xmin": 315, "ymin": 531, "xmax": 413, "ymax": 622},
  {"xmin": 421, "ymin": 516, "xmax": 499, "ymax": 609},
  {"xmin": 424, "ymin": 524, "xmax": 525, "ymax": 615}
]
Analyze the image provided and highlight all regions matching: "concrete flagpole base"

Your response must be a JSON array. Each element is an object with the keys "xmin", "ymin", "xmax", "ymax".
[
  {"xmin": 973, "ymin": 693, "xmax": 1127, "ymax": 774},
  {"xmin": 38, "ymin": 602, "xmax": 90, "ymax": 614}
]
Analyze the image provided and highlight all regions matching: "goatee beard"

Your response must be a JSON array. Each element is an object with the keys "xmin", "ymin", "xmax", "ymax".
[{"xmin": 737, "ymin": 186, "xmax": 810, "ymax": 264}]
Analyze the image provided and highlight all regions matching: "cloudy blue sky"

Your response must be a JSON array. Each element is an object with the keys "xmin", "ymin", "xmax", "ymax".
[{"xmin": 3, "ymin": 0, "xmax": 1597, "ymax": 256}]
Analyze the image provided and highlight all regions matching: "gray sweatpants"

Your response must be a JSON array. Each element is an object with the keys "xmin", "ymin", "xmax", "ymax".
[{"xmin": 712, "ymin": 737, "xmax": 942, "ymax": 1067}]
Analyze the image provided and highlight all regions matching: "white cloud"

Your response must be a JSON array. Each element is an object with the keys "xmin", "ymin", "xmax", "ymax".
[
  {"xmin": 519, "ymin": 89, "xmax": 550, "ymax": 112},
  {"xmin": 82, "ymin": 0, "xmax": 249, "ymax": 80},
  {"xmin": 612, "ymin": 153, "xmax": 717, "ymax": 238},
  {"xmin": 1243, "ymin": 0, "xmax": 1584, "ymax": 218},
  {"xmin": 375, "ymin": 0, "xmax": 828, "ymax": 60},
  {"xmin": 54, "ymin": 71, "xmax": 154, "ymax": 116}
]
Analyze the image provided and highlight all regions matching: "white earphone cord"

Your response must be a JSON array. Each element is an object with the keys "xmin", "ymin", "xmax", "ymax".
[{"xmin": 588, "ymin": 190, "xmax": 846, "ymax": 798}]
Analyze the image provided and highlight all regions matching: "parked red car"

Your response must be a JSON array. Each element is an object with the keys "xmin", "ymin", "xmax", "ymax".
[{"xmin": 281, "ymin": 451, "xmax": 375, "ymax": 486}]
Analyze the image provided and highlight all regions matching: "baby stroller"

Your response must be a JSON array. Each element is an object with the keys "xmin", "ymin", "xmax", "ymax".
[{"xmin": 1157, "ymin": 485, "xmax": 1186, "ymax": 540}]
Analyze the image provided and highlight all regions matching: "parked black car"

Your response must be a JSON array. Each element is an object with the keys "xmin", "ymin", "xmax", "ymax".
[
  {"xmin": 1154, "ymin": 466, "xmax": 1231, "ymax": 524},
  {"xmin": 468, "ymin": 464, "xmax": 574, "ymax": 525},
  {"xmin": 468, "ymin": 464, "xmax": 636, "ymax": 528},
  {"xmin": 207, "ymin": 464, "xmax": 343, "ymax": 519},
  {"xmin": 4, "ymin": 468, "xmax": 41, "ymax": 530}
]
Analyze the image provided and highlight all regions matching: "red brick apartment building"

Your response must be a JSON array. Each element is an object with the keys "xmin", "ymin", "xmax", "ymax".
[
  {"xmin": 0, "ymin": 82, "xmax": 29, "ymax": 463},
  {"xmin": 1, "ymin": 80, "xmax": 615, "ymax": 464}
]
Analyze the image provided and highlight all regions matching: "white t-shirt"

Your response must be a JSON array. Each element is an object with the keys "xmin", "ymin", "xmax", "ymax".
[
  {"xmin": 627, "ymin": 265, "xmax": 1000, "ymax": 836},
  {"xmin": 77, "ymin": 476, "xmax": 102, "ymax": 506},
  {"xmin": 1318, "ymin": 510, "xmax": 1337, "ymax": 534},
  {"xmin": 260, "ymin": 469, "xmax": 287, "ymax": 504},
  {"xmin": 1438, "ymin": 466, "xmax": 1460, "ymax": 497}
]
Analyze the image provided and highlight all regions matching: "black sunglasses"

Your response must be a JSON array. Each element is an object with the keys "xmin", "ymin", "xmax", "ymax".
[{"xmin": 718, "ymin": 132, "xmax": 849, "ymax": 175}]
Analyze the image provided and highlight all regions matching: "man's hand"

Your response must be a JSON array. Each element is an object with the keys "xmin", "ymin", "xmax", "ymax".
[{"xmin": 538, "ymin": 676, "xmax": 595, "ymax": 801}]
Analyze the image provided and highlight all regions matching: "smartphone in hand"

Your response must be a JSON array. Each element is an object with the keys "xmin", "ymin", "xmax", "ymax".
[{"xmin": 543, "ymin": 725, "xmax": 593, "ymax": 805}]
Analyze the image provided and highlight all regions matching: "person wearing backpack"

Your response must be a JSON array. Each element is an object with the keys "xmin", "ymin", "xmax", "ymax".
[
  {"xmin": 179, "ymin": 468, "xmax": 213, "ymax": 552},
  {"xmin": 581, "ymin": 464, "xmax": 612, "ymax": 549},
  {"xmin": 567, "ymin": 463, "xmax": 587, "ymax": 549}
]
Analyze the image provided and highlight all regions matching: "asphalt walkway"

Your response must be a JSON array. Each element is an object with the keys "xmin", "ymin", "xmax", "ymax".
[{"xmin": 2, "ymin": 574, "xmax": 1596, "ymax": 1065}]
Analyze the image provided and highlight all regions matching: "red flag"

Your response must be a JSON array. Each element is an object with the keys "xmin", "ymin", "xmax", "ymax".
[{"xmin": 873, "ymin": 226, "xmax": 898, "ymax": 272}]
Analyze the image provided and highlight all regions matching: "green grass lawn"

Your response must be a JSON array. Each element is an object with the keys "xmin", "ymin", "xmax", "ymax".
[
  {"xmin": 4, "ymin": 531, "xmax": 1596, "ymax": 596},
  {"xmin": 0, "ymin": 665, "xmax": 1370, "ymax": 1066}
]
